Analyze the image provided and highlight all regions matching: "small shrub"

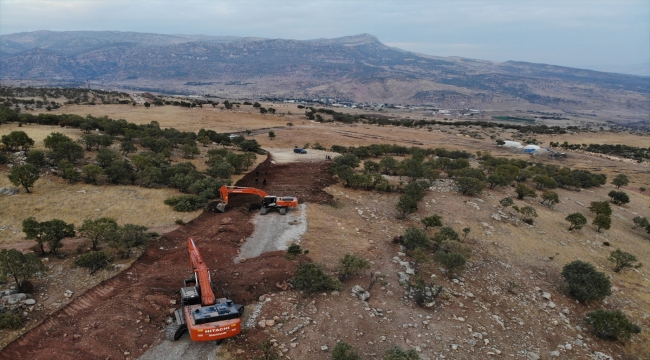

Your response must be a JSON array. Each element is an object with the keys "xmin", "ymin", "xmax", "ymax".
[
  {"xmin": 254, "ymin": 339, "xmax": 280, "ymax": 360},
  {"xmin": 290, "ymin": 262, "xmax": 342, "ymax": 294},
  {"xmin": 561, "ymin": 260, "xmax": 611, "ymax": 303},
  {"xmin": 435, "ymin": 252, "xmax": 466, "ymax": 276},
  {"xmin": 515, "ymin": 183, "xmax": 537, "ymax": 200},
  {"xmin": 608, "ymin": 249, "xmax": 642, "ymax": 272},
  {"xmin": 584, "ymin": 310, "xmax": 641, "ymax": 341},
  {"xmin": 164, "ymin": 195, "xmax": 206, "ymax": 212},
  {"xmin": 175, "ymin": 219, "xmax": 184, "ymax": 225},
  {"xmin": 402, "ymin": 227, "xmax": 429, "ymax": 250},
  {"xmin": 499, "ymin": 197, "xmax": 514, "ymax": 208},
  {"xmin": 410, "ymin": 276, "xmax": 443, "ymax": 307},
  {"xmin": 337, "ymin": 254, "xmax": 370, "ymax": 281},
  {"xmin": 384, "ymin": 345, "xmax": 421, "ymax": 360},
  {"xmin": 331, "ymin": 341, "xmax": 362, "ymax": 360},
  {"xmin": 74, "ymin": 251, "xmax": 111, "ymax": 274},
  {"xmin": 285, "ymin": 243, "xmax": 308, "ymax": 259},
  {"xmin": 421, "ymin": 214, "xmax": 442, "ymax": 230},
  {"xmin": 0, "ymin": 311, "xmax": 23, "ymax": 330}
]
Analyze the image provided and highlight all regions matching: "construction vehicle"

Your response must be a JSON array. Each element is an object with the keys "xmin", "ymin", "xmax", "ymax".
[
  {"xmin": 167, "ymin": 238, "xmax": 244, "ymax": 343},
  {"xmin": 215, "ymin": 185, "xmax": 298, "ymax": 215}
]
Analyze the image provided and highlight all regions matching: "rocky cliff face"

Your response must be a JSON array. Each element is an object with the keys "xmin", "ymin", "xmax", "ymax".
[{"xmin": 1, "ymin": 31, "xmax": 648, "ymax": 110}]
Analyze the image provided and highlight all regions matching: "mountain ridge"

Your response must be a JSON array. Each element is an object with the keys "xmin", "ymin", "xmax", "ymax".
[{"xmin": 1, "ymin": 31, "xmax": 648, "ymax": 113}]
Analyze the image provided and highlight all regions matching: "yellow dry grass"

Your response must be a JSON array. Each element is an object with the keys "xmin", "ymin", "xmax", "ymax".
[
  {"xmin": 39, "ymin": 104, "xmax": 293, "ymax": 133},
  {"xmin": 0, "ymin": 173, "xmax": 200, "ymax": 245},
  {"xmin": 0, "ymin": 123, "xmax": 81, "ymax": 149}
]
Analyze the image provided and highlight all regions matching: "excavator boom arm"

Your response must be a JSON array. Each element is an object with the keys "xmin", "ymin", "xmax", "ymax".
[
  {"xmin": 187, "ymin": 239, "xmax": 216, "ymax": 306},
  {"xmin": 218, "ymin": 186, "xmax": 269, "ymax": 207}
]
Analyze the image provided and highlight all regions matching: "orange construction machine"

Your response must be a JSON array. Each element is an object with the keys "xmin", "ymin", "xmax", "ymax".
[
  {"xmin": 215, "ymin": 185, "xmax": 298, "ymax": 215},
  {"xmin": 167, "ymin": 238, "xmax": 244, "ymax": 343}
]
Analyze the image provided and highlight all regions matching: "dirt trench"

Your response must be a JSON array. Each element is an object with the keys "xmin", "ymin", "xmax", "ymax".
[{"xmin": 0, "ymin": 156, "xmax": 336, "ymax": 360}]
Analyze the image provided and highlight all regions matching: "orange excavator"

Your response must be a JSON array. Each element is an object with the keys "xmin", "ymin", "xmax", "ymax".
[
  {"xmin": 215, "ymin": 185, "xmax": 298, "ymax": 215},
  {"xmin": 167, "ymin": 238, "xmax": 244, "ymax": 343}
]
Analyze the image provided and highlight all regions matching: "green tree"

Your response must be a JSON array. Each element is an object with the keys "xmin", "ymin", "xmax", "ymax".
[
  {"xmin": 533, "ymin": 175, "xmax": 558, "ymax": 190},
  {"xmin": 456, "ymin": 177, "xmax": 485, "ymax": 195},
  {"xmin": 48, "ymin": 139, "xmax": 85, "ymax": 164},
  {"xmin": 403, "ymin": 181, "xmax": 425, "ymax": 202},
  {"xmin": 22, "ymin": 217, "xmax": 75, "ymax": 255},
  {"xmin": 561, "ymin": 260, "xmax": 611, "ymax": 303},
  {"xmin": 608, "ymin": 190, "xmax": 630, "ymax": 205},
  {"xmin": 608, "ymin": 249, "xmax": 642, "ymax": 272},
  {"xmin": 95, "ymin": 148, "xmax": 121, "ymax": 168},
  {"xmin": 487, "ymin": 174, "xmax": 509, "ymax": 189},
  {"xmin": 421, "ymin": 214, "xmax": 443, "ymax": 230},
  {"xmin": 462, "ymin": 227, "xmax": 471, "ymax": 240},
  {"xmin": 593, "ymin": 214, "xmax": 611, "ymax": 232},
  {"xmin": 611, "ymin": 174, "xmax": 629, "ymax": 189},
  {"xmin": 82, "ymin": 164, "xmax": 103, "ymax": 184},
  {"xmin": 514, "ymin": 205, "xmax": 538, "ymax": 222},
  {"xmin": 268, "ymin": 131, "xmax": 276, "ymax": 140},
  {"xmin": 181, "ymin": 143, "xmax": 200, "ymax": 159},
  {"xmin": 78, "ymin": 218, "xmax": 119, "ymax": 251},
  {"xmin": 290, "ymin": 262, "xmax": 342, "ymax": 294},
  {"xmin": 436, "ymin": 251, "xmax": 467, "ymax": 276},
  {"xmin": 120, "ymin": 140, "xmax": 137, "ymax": 155},
  {"xmin": 541, "ymin": 190, "xmax": 559, "ymax": 208},
  {"xmin": 109, "ymin": 224, "xmax": 150, "ymax": 258},
  {"xmin": 565, "ymin": 213, "xmax": 587, "ymax": 230},
  {"xmin": 0, "ymin": 249, "xmax": 46, "ymax": 292},
  {"xmin": 8, "ymin": 164, "xmax": 39, "ymax": 192},
  {"xmin": 1, "ymin": 130, "xmax": 34, "ymax": 151},
  {"xmin": 25, "ymin": 150, "xmax": 48, "ymax": 168},
  {"xmin": 589, "ymin": 201, "xmax": 612, "ymax": 216},
  {"xmin": 43, "ymin": 132, "xmax": 74, "ymax": 150},
  {"xmin": 337, "ymin": 254, "xmax": 370, "ymax": 281},
  {"xmin": 396, "ymin": 195, "xmax": 418, "ymax": 220},
  {"xmin": 75, "ymin": 251, "xmax": 112, "ymax": 274},
  {"xmin": 401, "ymin": 226, "xmax": 429, "ymax": 250},
  {"xmin": 515, "ymin": 183, "xmax": 537, "ymax": 200},
  {"xmin": 584, "ymin": 310, "xmax": 641, "ymax": 341},
  {"xmin": 331, "ymin": 341, "xmax": 362, "ymax": 360},
  {"xmin": 632, "ymin": 216, "xmax": 649, "ymax": 229}
]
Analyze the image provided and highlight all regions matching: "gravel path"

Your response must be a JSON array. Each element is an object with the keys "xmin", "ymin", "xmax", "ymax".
[
  {"xmin": 234, "ymin": 203, "xmax": 307, "ymax": 263},
  {"xmin": 138, "ymin": 337, "xmax": 218, "ymax": 360}
]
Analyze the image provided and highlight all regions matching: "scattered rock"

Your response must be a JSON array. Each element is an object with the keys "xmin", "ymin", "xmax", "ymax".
[
  {"xmin": 258, "ymin": 320, "xmax": 266, "ymax": 328},
  {"xmin": 320, "ymin": 345, "xmax": 328, "ymax": 351},
  {"xmin": 0, "ymin": 187, "xmax": 19, "ymax": 196},
  {"xmin": 527, "ymin": 352, "xmax": 540, "ymax": 360},
  {"xmin": 24, "ymin": 299, "xmax": 36, "ymax": 305},
  {"xmin": 351, "ymin": 285, "xmax": 370, "ymax": 301},
  {"xmin": 541, "ymin": 292, "xmax": 552, "ymax": 300},
  {"xmin": 220, "ymin": 217, "xmax": 233, "ymax": 225},
  {"xmin": 265, "ymin": 320, "xmax": 275, "ymax": 327}
]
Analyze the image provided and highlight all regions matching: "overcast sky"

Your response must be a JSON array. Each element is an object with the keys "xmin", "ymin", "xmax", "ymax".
[{"xmin": 1, "ymin": 0, "xmax": 648, "ymax": 75}]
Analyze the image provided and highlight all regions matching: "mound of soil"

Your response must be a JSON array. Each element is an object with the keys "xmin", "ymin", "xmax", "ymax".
[{"xmin": 0, "ymin": 157, "xmax": 336, "ymax": 360}]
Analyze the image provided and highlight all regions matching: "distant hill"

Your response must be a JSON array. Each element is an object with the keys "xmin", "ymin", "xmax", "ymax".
[{"xmin": 1, "ymin": 31, "xmax": 648, "ymax": 113}]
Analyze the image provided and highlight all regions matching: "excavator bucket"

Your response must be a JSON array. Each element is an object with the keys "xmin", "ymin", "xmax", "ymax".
[{"xmin": 215, "ymin": 202, "xmax": 226, "ymax": 212}]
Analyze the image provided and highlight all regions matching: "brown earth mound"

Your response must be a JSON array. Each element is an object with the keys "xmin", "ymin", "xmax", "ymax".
[{"xmin": 0, "ymin": 156, "xmax": 336, "ymax": 360}]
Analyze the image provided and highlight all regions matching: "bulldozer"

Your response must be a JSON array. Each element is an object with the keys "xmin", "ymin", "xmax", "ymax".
[
  {"xmin": 214, "ymin": 185, "xmax": 298, "ymax": 215},
  {"xmin": 166, "ymin": 238, "xmax": 244, "ymax": 343}
]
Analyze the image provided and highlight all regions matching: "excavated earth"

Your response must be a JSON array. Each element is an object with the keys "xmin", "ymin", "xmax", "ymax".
[{"xmin": 0, "ymin": 156, "xmax": 335, "ymax": 360}]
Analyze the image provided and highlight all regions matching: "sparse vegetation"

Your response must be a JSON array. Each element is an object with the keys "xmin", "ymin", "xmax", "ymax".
[
  {"xmin": 337, "ymin": 254, "xmax": 370, "ymax": 281},
  {"xmin": 331, "ymin": 341, "xmax": 362, "ymax": 360},
  {"xmin": 290, "ymin": 262, "xmax": 342, "ymax": 294},
  {"xmin": 384, "ymin": 345, "xmax": 420, "ymax": 360}
]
